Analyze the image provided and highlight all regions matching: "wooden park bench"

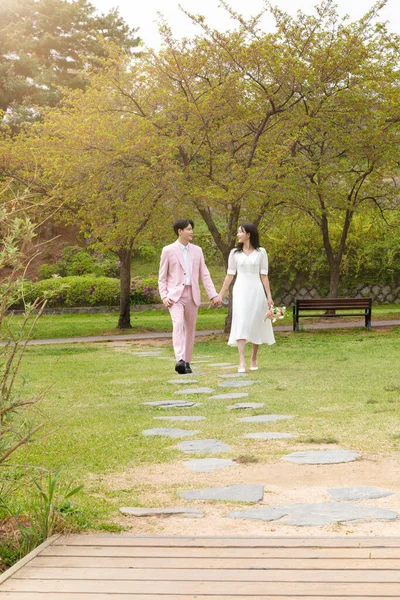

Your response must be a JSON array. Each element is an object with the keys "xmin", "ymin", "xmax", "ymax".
[{"xmin": 293, "ymin": 297, "xmax": 372, "ymax": 332}]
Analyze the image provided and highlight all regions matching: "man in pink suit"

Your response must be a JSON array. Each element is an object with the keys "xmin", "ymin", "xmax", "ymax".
[{"xmin": 158, "ymin": 219, "xmax": 221, "ymax": 374}]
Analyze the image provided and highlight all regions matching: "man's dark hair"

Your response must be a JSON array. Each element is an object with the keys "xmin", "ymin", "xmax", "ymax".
[{"xmin": 173, "ymin": 219, "xmax": 194, "ymax": 236}]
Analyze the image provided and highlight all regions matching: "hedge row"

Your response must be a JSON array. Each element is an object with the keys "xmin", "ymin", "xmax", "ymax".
[{"xmin": 21, "ymin": 276, "xmax": 160, "ymax": 307}]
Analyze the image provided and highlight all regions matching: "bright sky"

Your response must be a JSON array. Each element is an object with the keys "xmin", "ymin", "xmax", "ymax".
[{"xmin": 91, "ymin": 0, "xmax": 400, "ymax": 49}]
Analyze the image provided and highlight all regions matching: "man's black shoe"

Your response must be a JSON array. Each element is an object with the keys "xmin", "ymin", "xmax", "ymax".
[
  {"xmin": 175, "ymin": 359, "xmax": 186, "ymax": 374},
  {"xmin": 185, "ymin": 362, "xmax": 192, "ymax": 374}
]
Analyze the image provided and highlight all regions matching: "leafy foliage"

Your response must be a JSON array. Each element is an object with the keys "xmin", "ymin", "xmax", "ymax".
[
  {"xmin": 23, "ymin": 275, "xmax": 160, "ymax": 307},
  {"xmin": 0, "ymin": 183, "xmax": 49, "ymax": 467},
  {"xmin": 0, "ymin": 0, "xmax": 140, "ymax": 124},
  {"xmin": 38, "ymin": 246, "xmax": 120, "ymax": 279}
]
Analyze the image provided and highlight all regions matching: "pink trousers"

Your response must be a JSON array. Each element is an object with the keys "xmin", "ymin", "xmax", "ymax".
[{"xmin": 169, "ymin": 285, "xmax": 198, "ymax": 362}]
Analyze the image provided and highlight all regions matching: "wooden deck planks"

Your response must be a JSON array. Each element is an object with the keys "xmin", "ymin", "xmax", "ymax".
[
  {"xmin": 52, "ymin": 535, "xmax": 400, "ymax": 547},
  {"xmin": 40, "ymin": 544, "xmax": 400, "ymax": 558},
  {"xmin": 1, "ymin": 596, "xmax": 395, "ymax": 600},
  {"xmin": 2, "ymin": 579, "xmax": 400, "ymax": 594},
  {"xmin": 16, "ymin": 566, "xmax": 400, "ymax": 582},
  {"xmin": 1, "ymin": 535, "xmax": 400, "ymax": 598},
  {"xmin": 29, "ymin": 555, "xmax": 400, "ymax": 569}
]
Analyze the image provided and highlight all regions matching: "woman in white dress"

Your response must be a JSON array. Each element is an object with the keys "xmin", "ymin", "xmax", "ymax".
[{"xmin": 217, "ymin": 223, "xmax": 275, "ymax": 372}]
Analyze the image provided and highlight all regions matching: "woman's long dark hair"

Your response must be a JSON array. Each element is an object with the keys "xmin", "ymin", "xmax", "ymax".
[{"xmin": 234, "ymin": 222, "xmax": 261, "ymax": 253}]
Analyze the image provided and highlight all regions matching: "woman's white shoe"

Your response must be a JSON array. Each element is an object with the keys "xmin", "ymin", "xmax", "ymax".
[
  {"xmin": 238, "ymin": 367, "xmax": 246, "ymax": 373},
  {"xmin": 250, "ymin": 365, "xmax": 258, "ymax": 371}
]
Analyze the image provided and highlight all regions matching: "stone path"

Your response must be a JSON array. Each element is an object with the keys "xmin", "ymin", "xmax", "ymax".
[
  {"xmin": 210, "ymin": 392, "xmax": 249, "ymax": 400},
  {"xmin": 142, "ymin": 428, "xmax": 199, "ymax": 438},
  {"xmin": 177, "ymin": 439, "xmax": 233, "ymax": 454},
  {"xmin": 179, "ymin": 484, "xmax": 264, "ymax": 503},
  {"xmin": 227, "ymin": 503, "xmax": 398, "ymax": 526},
  {"xmin": 183, "ymin": 458, "xmax": 236, "ymax": 472},
  {"xmin": 284, "ymin": 449, "xmax": 360, "ymax": 464},
  {"xmin": 128, "ymin": 347, "xmax": 399, "ymax": 529},
  {"xmin": 7, "ymin": 318, "xmax": 398, "ymax": 347}
]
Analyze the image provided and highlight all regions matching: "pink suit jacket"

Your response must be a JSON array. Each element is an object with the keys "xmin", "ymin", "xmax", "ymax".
[{"xmin": 158, "ymin": 241, "xmax": 217, "ymax": 307}]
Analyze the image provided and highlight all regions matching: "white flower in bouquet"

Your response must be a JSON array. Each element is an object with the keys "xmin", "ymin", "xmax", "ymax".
[{"xmin": 264, "ymin": 305, "xmax": 286, "ymax": 323}]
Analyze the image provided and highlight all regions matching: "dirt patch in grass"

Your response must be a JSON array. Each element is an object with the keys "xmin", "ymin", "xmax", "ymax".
[{"xmin": 100, "ymin": 451, "xmax": 400, "ymax": 538}]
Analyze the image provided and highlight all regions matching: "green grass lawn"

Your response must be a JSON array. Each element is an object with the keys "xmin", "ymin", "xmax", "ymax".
[
  {"xmin": 8, "ymin": 326, "xmax": 400, "ymax": 528},
  {"xmin": 4, "ymin": 304, "xmax": 400, "ymax": 340}
]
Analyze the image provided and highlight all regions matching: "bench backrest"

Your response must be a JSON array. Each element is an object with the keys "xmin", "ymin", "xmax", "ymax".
[{"xmin": 296, "ymin": 298, "xmax": 371, "ymax": 309}]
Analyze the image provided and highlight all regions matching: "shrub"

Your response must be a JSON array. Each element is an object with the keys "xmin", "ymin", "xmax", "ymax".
[
  {"xmin": 38, "ymin": 263, "xmax": 60, "ymax": 280},
  {"xmin": 65, "ymin": 277, "xmax": 120, "ymax": 307},
  {"xmin": 134, "ymin": 244, "xmax": 158, "ymax": 260},
  {"xmin": 130, "ymin": 276, "xmax": 160, "ymax": 305},
  {"xmin": 38, "ymin": 246, "xmax": 120, "ymax": 280},
  {"xmin": 24, "ymin": 276, "xmax": 160, "ymax": 307}
]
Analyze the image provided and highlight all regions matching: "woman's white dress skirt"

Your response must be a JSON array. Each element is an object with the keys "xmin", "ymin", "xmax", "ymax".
[{"xmin": 227, "ymin": 247, "xmax": 275, "ymax": 346}]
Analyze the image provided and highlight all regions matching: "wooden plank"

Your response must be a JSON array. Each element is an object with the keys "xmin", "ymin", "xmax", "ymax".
[
  {"xmin": 0, "ymin": 534, "xmax": 60, "ymax": 586},
  {"xmin": 30, "ymin": 555, "xmax": 400, "ymax": 570},
  {"xmin": 41, "ymin": 545, "xmax": 400, "ymax": 559},
  {"xmin": 2, "ymin": 579, "xmax": 400, "ymax": 595},
  {"xmin": 16, "ymin": 566, "xmax": 400, "ymax": 583},
  {"xmin": 2, "ymin": 595, "xmax": 392, "ymax": 600},
  {"xmin": 54, "ymin": 535, "xmax": 400, "ymax": 548}
]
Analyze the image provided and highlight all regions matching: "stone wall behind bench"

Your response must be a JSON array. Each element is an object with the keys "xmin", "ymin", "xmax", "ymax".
[{"xmin": 275, "ymin": 283, "xmax": 400, "ymax": 307}]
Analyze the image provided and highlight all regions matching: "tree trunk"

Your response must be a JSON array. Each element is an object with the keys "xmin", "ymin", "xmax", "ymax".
[
  {"xmin": 328, "ymin": 262, "xmax": 341, "ymax": 298},
  {"xmin": 224, "ymin": 279, "xmax": 235, "ymax": 334},
  {"xmin": 219, "ymin": 250, "xmax": 234, "ymax": 334},
  {"xmin": 118, "ymin": 248, "xmax": 132, "ymax": 329}
]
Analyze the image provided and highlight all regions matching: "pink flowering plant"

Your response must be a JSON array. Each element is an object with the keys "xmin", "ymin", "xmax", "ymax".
[{"xmin": 265, "ymin": 305, "xmax": 286, "ymax": 323}]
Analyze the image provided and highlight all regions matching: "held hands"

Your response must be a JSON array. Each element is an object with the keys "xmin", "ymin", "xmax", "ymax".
[{"xmin": 212, "ymin": 294, "xmax": 222, "ymax": 307}]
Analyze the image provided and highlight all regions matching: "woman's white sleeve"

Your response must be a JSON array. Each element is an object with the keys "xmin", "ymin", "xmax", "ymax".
[
  {"xmin": 260, "ymin": 248, "xmax": 269, "ymax": 275},
  {"xmin": 227, "ymin": 249, "xmax": 236, "ymax": 275}
]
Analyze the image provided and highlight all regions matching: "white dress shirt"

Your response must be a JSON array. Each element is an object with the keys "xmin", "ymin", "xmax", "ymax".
[{"xmin": 179, "ymin": 242, "xmax": 192, "ymax": 285}]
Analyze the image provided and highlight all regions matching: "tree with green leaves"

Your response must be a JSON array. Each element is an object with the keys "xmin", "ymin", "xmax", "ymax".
[
  {"xmin": 277, "ymin": 1, "xmax": 400, "ymax": 296},
  {"xmin": 2, "ymin": 51, "xmax": 173, "ymax": 328},
  {"xmin": 0, "ymin": 0, "xmax": 140, "ymax": 126}
]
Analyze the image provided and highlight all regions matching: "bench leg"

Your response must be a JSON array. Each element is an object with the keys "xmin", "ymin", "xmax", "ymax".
[{"xmin": 293, "ymin": 307, "xmax": 299, "ymax": 332}]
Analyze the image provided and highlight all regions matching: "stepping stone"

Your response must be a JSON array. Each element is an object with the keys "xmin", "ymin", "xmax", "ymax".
[
  {"xmin": 218, "ymin": 380, "xmax": 259, "ymax": 388},
  {"xmin": 131, "ymin": 351, "xmax": 163, "ymax": 357},
  {"xmin": 183, "ymin": 458, "xmax": 236, "ymax": 472},
  {"xmin": 239, "ymin": 415, "xmax": 294, "ymax": 423},
  {"xmin": 177, "ymin": 439, "xmax": 232, "ymax": 454},
  {"xmin": 168, "ymin": 379, "xmax": 199, "ymax": 384},
  {"xmin": 142, "ymin": 400, "xmax": 201, "ymax": 408},
  {"xmin": 174, "ymin": 387, "xmax": 215, "ymax": 395},
  {"xmin": 244, "ymin": 432, "xmax": 294, "ymax": 439},
  {"xmin": 227, "ymin": 503, "xmax": 398, "ymax": 525},
  {"xmin": 142, "ymin": 428, "xmax": 199, "ymax": 438},
  {"xmin": 179, "ymin": 484, "xmax": 264, "ymax": 503},
  {"xmin": 190, "ymin": 360, "xmax": 211, "ymax": 364},
  {"xmin": 211, "ymin": 393, "xmax": 249, "ymax": 400},
  {"xmin": 284, "ymin": 449, "xmax": 360, "ymax": 464},
  {"xmin": 328, "ymin": 486, "xmax": 394, "ymax": 501},
  {"xmin": 228, "ymin": 403, "xmax": 264, "ymax": 410},
  {"xmin": 227, "ymin": 507, "xmax": 286, "ymax": 522},
  {"xmin": 155, "ymin": 416, "xmax": 206, "ymax": 422},
  {"xmin": 218, "ymin": 373, "xmax": 249, "ymax": 379},
  {"xmin": 120, "ymin": 507, "xmax": 204, "ymax": 518},
  {"xmin": 209, "ymin": 363, "xmax": 235, "ymax": 367}
]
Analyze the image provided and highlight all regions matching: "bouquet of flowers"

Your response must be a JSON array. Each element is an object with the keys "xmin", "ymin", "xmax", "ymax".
[{"xmin": 264, "ymin": 305, "xmax": 286, "ymax": 323}]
